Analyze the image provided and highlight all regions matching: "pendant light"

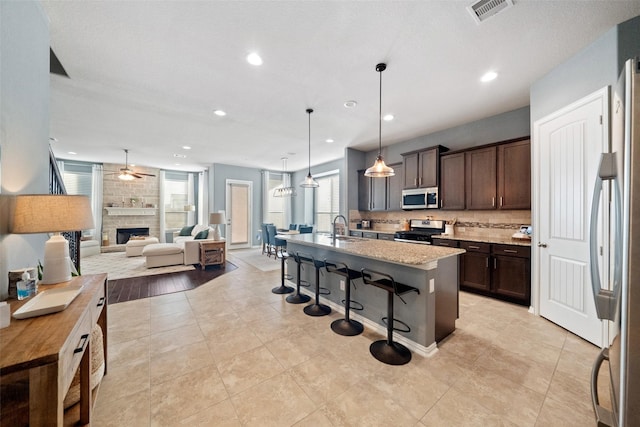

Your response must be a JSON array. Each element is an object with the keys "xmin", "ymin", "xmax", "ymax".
[
  {"xmin": 300, "ymin": 108, "xmax": 319, "ymax": 188},
  {"xmin": 364, "ymin": 63, "xmax": 395, "ymax": 178},
  {"xmin": 274, "ymin": 157, "xmax": 296, "ymax": 197}
]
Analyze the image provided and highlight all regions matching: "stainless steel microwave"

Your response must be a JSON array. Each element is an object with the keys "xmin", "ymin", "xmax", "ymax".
[{"xmin": 402, "ymin": 187, "xmax": 438, "ymax": 210}]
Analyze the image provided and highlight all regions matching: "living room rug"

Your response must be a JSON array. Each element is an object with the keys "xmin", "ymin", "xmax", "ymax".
[
  {"xmin": 81, "ymin": 252, "xmax": 195, "ymax": 280},
  {"xmin": 107, "ymin": 262, "xmax": 237, "ymax": 304},
  {"xmin": 228, "ymin": 248, "xmax": 281, "ymax": 272}
]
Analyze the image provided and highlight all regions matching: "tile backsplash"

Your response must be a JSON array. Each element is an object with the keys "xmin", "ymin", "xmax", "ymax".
[{"xmin": 350, "ymin": 209, "xmax": 531, "ymax": 240}]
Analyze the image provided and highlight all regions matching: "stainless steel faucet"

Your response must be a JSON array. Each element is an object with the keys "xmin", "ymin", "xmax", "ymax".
[{"xmin": 332, "ymin": 215, "xmax": 348, "ymax": 239}]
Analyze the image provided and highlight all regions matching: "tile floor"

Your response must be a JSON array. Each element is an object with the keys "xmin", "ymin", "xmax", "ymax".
[{"xmin": 93, "ymin": 251, "xmax": 607, "ymax": 426}]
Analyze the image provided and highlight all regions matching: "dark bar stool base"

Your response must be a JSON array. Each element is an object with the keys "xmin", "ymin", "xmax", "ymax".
[
  {"xmin": 370, "ymin": 340, "xmax": 412, "ymax": 365},
  {"xmin": 286, "ymin": 293, "xmax": 311, "ymax": 304},
  {"xmin": 303, "ymin": 303, "xmax": 331, "ymax": 316},
  {"xmin": 331, "ymin": 318, "xmax": 364, "ymax": 336},
  {"xmin": 272, "ymin": 285, "xmax": 294, "ymax": 294}
]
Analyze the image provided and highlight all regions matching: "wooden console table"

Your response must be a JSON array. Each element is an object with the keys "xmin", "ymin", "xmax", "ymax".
[
  {"xmin": 199, "ymin": 240, "xmax": 226, "ymax": 269},
  {"xmin": 0, "ymin": 274, "xmax": 108, "ymax": 426}
]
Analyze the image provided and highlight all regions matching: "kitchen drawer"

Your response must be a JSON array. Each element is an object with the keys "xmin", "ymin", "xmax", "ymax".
[
  {"xmin": 460, "ymin": 241, "xmax": 490, "ymax": 253},
  {"xmin": 90, "ymin": 280, "xmax": 107, "ymax": 325},
  {"xmin": 377, "ymin": 233, "xmax": 395, "ymax": 241},
  {"xmin": 362, "ymin": 231, "xmax": 378, "ymax": 239},
  {"xmin": 492, "ymin": 244, "xmax": 531, "ymax": 258},
  {"xmin": 432, "ymin": 238, "xmax": 459, "ymax": 248},
  {"xmin": 349, "ymin": 230, "xmax": 363, "ymax": 237},
  {"xmin": 60, "ymin": 310, "xmax": 92, "ymax": 394}
]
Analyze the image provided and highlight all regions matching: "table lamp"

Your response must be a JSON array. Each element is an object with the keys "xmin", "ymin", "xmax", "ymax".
[
  {"xmin": 11, "ymin": 195, "xmax": 95, "ymax": 284},
  {"xmin": 209, "ymin": 212, "xmax": 226, "ymax": 241}
]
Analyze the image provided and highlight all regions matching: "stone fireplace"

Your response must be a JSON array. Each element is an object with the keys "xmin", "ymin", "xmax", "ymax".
[{"xmin": 102, "ymin": 163, "xmax": 161, "ymax": 245}]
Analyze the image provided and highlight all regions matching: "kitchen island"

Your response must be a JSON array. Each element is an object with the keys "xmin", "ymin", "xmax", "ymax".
[{"xmin": 283, "ymin": 233, "xmax": 465, "ymax": 356}]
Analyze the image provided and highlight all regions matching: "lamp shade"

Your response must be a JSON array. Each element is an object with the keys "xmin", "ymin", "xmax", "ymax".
[
  {"xmin": 209, "ymin": 212, "xmax": 226, "ymax": 225},
  {"xmin": 12, "ymin": 195, "xmax": 95, "ymax": 234}
]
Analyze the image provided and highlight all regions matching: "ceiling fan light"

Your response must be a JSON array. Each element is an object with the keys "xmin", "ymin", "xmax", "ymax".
[
  {"xmin": 118, "ymin": 172, "xmax": 134, "ymax": 181},
  {"xmin": 364, "ymin": 155, "xmax": 395, "ymax": 177}
]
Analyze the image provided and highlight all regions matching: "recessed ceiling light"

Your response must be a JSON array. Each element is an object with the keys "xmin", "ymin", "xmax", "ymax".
[
  {"xmin": 344, "ymin": 100, "xmax": 357, "ymax": 108},
  {"xmin": 68, "ymin": 151, "xmax": 77, "ymax": 155},
  {"xmin": 481, "ymin": 71, "xmax": 498, "ymax": 82},
  {"xmin": 173, "ymin": 153, "xmax": 187, "ymax": 158},
  {"xmin": 326, "ymin": 139, "xmax": 334, "ymax": 143},
  {"xmin": 182, "ymin": 145, "xmax": 191, "ymax": 150},
  {"xmin": 214, "ymin": 110, "xmax": 226, "ymax": 117},
  {"xmin": 287, "ymin": 152, "xmax": 296, "ymax": 156},
  {"xmin": 247, "ymin": 52, "xmax": 263, "ymax": 66},
  {"xmin": 175, "ymin": 163, "xmax": 181, "ymax": 166},
  {"xmin": 383, "ymin": 114, "xmax": 394, "ymax": 121}
]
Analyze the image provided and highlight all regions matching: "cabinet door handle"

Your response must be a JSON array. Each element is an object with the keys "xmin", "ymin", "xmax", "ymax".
[
  {"xmin": 96, "ymin": 296, "xmax": 105, "ymax": 307},
  {"xmin": 492, "ymin": 197, "xmax": 495, "ymax": 207},
  {"xmin": 485, "ymin": 258, "xmax": 488, "ymax": 268},
  {"xmin": 494, "ymin": 258, "xmax": 497, "ymax": 269},
  {"xmin": 469, "ymin": 245, "xmax": 480, "ymax": 249},
  {"xmin": 414, "ymin": 178, "xmax": 417, "ymax": 186},
  {"xmin": 503, "ymin": 249, "xmax": 518, "ymax": 254},
  {"xmin": 74, "ymin": 333, "xmax": 90, "ymax": 354},
  {"xmin": 419, "ymin": 177, "xmax": 422, "ymax": 186},
  {"xmin": 500, "ymin": 196, "xmax": 503, "ymax": 206}
]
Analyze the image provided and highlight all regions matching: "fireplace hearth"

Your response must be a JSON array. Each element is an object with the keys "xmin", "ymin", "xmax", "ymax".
[{"xmin": 117, "ymin": 227, "xmax": 150, "ymax": 244}]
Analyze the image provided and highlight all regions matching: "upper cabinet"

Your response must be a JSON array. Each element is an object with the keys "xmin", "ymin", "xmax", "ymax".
[
  {"xmin": 466, "ymin": 146, "xmax": 497, "ymax": 210},
  {"xmin": 440, "ymin": 137, "xmax": 531, "ymax": 210},
  {"xmin": 497, "ymin": 139, "xmax": 531, "ymax": 209},
  {"xmin": 440, "ymin": 152, "xmax": 465, "ymax": 210},
  {"xmin": 358, "ymin": 162, "xmax": 403, "ymax": 212},
  {"xmin": 401, "ymin": 146, "xmax": 446, "ymax": 189}
]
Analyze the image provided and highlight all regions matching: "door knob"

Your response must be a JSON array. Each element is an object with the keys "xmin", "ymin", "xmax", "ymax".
[{"xmin": 538, "ymin": 242, "xmax": 548, "ymax": 248}]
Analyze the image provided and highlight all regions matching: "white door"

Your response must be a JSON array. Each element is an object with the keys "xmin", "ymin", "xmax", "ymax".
[
  {"xmin": 225, "ymin": 180, "xmax": 252, "ymax": 250},
  {"xmin": 534, "ymin": 88, "xmax": 609, "ymax": 346}
]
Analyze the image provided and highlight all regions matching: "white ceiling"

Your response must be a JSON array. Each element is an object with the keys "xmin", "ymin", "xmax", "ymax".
[{"xmin": 42, "ymin": 1, "xmax": 640, "ymax": 173}]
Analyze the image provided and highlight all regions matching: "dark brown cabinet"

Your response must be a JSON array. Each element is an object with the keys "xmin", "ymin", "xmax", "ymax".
[
  {"xmin": 497, "ymin": 139, "xmax": 531, "ymax": 209},
  {"xmin": 386, "ymin": 162, "xmax": 403, "ymax": 211},
  {"xmin": 440, "ymin": 152, "xmax": 465, "ymax": 210},
  {"xmin": 465, "ymin": 146, "xmax": 497, "ymax": 210},
  {"xmin": 358, "ymin": 170, "xmax": 386, "ymax": 211},
  {"xmin": 358, "ymin": 163, "xmax": 403, "ymax": 212},
  {"xmin": 402, "ymin": 146, "xmax": 444, "ymax": 189},
  {"xmin": 349, "ymin": 230, "xmax": 363, "ymax": 237},
  {"xmin": 454, "ymin": 239, "xmax": 530, "ymax": 306},
  {"xmin": 438, "ymin": 137, "xmax": 531, "ymax": 211},
  {"xmin": 491, "ymin": 244, "xmax": 531, "ymax": 303},
  {"xmin": 459, "ymin": 241, "xmax": 491, "ymax": 292}
]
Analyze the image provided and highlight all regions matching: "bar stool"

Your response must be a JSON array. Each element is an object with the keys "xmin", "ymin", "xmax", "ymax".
[
  {"xmin": 361, "ymin": 268, "xmax": 419, "ymax": 365},
  {"xmin": 285, "ymin": 252, "xmax": 311, "ymax": 304},
  {"xmin": 300, "ymin": 253, "xmax": 331, "ymax": 317},
  {"xmin": 272, "ymin": 242, "xmax": 294, "ymax": 294},
  {"xmin": 325, "ymin": 260, "xmax": 363, "ymax": 336}
]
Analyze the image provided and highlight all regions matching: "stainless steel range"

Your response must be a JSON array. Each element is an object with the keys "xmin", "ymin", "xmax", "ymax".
[{"xmin": 393, "ymin": 219, "xmax": 446, "ymax": 245}]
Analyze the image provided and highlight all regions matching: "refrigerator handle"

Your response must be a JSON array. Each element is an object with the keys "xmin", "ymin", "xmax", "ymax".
[
  {"xmin": 589, "ymin": 153, "xmax": 622, "ymax": 321},
  {"xmin": 591, "ymin": 347, "xmax": 615, "ymax": 427}
]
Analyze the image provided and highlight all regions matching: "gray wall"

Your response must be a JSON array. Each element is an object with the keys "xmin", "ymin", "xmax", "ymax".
[
  {"xmin": 291, "ymin": 157, "xmax": 345, "ymax": 226},
  {"xmin": 530, "ymin": 15, "xmax": 640, "ymax": 125},
  {"xmin": 0, "ymin": 1, "xmax": 50, "ymax": 299}
]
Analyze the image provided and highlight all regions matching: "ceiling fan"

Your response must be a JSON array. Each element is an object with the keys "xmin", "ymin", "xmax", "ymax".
[{"xmin": 106, "ymin": 149, "xmax": 156, "ymax": 180}]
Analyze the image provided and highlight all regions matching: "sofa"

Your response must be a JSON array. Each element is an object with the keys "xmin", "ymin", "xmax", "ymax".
[{"xmin": 142, "ymin": 224, "xmax": 221, "ymax": 267}]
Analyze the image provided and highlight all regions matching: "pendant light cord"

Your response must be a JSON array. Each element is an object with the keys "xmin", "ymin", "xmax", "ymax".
[
  {"xmin": 306, "ymin": 108, "xmax": 313, "ymax": 175},
  {"xmin": 378, "ymin": 66, "xmax": 382, "ymax": 157}
]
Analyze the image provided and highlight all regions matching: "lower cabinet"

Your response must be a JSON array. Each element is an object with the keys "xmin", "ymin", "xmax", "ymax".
[
  {"xmin": 349, "ymin": 230, "xmax": 363, "ymax": 237},
  {"xmin": 432, "ymin": 238, "xmax": 531, "ymax": 306}
]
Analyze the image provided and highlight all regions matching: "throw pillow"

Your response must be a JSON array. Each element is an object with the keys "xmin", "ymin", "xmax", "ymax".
[
  {"xmin": 179, "ymin": 225, "xmax": 195, "ymax": 236},
  {"xmin": 191, "ymin": 224, "xmax": 209, "ymax": 236},
  {"xmin": 194, "ymin": 229, "xmax": 210, "ymax": 239}
]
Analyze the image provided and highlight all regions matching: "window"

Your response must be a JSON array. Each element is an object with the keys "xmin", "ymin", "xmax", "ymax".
[
  {"xmin": 163, "ymin": 171, "xmax": 192, "ymax": 230},
  {"xmin": 60, "ymin": 161, "xmax": 94, "ymax": 234},
  {"xmin": 315, "ymin": 172, "xmax": 340, "ymax": 233},
  {"xmin": 265, "ymin": 172, "xmax": 286, "ymax": 229}
]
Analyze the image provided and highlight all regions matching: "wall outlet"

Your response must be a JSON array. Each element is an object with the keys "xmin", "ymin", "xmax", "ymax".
[
  {"xmin": 340, "ymin": 280, "xmax": 345, "ymax": 291},
  {"xmin": 429, "ymin": 278, "xmax": 435, "ymax": 293}
]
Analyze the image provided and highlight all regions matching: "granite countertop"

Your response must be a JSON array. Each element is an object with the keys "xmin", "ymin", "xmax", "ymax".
[
  {"xmin": 284, "ymin": 233, "xmax": 465, "ymax": 268},
  {"xmin": 432, "ymin": 234, "xmax": 532, "ymax": 247}
]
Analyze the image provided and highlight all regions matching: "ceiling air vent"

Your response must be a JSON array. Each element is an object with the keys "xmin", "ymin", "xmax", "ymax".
[{"xmin": 467, "ymin": 0, "xmax": 514, "ymax": 24}]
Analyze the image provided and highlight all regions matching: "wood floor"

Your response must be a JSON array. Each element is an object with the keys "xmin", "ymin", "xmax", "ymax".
[{"xmin": 107, "ymin": 261, "xmax": 237, "ymax": 304}]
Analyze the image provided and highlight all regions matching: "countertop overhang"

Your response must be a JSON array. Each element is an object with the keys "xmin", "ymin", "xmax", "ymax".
[{"xmin": 282, "ymin": 233, "xmax": 465, "ymax": 268}]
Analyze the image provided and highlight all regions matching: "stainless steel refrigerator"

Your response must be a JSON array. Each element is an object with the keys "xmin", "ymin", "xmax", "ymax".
[{"xmin": 590, "ymin": 58, "xmax": 640, "ymax": 427}]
